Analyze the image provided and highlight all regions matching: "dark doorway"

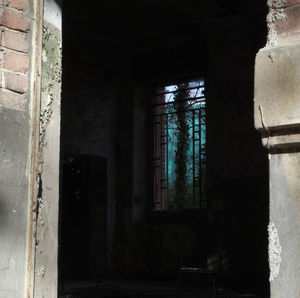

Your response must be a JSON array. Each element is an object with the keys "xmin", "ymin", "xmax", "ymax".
[{"xmin": 59, "ymin": 154, "xmax": 107, "ymax": 282}]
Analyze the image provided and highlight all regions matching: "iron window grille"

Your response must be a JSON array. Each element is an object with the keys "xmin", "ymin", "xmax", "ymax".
[{"xmin": 153, "ymin": 79, "xmax": 206, "ymax": 210}]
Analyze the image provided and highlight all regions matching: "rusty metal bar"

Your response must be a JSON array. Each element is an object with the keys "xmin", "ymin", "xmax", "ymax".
[
  {"xmin": 192, "ymin": 110, "xmax": 196, "ymax": 208},
  {"xmin": 199, "ymin": 109, "xmax": 202, "ymax": 208},
  {"xmin": 166, "ymin": 114, "xmax": 169, "ymax": 209},
  {"xmin": 156, "ymin": 85, "xmax": 204, "ymax": 96},
  {"xmin": 155, "ymin": 107, "xmax": 203, "ymax": 118},
  {"xmin": 153, "ymin": 100, "xmax": 158, "ymax": 210},
  {"xmin": 160, "ymin": 114, "xmax": 163, "ymax": 210},
  {"xmin": 154, "ymin": 96, "xmax": 205, "ymax": 106}
]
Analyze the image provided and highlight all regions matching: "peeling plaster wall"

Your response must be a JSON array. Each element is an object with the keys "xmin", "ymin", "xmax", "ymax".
[
  {"xmin": 268, "ymin": 222, "xmax": 281, "ymax": 282},
  {"xmin": 255, "ymin": 8, "xmax": 300, "ymax": 293},
  {"xmin": 33, "ymin": 0, "xmax": 62, "ymax": 295},
  {"xmin": 269, "ymin": 153, "xmax": 300, "ymax": 297}
]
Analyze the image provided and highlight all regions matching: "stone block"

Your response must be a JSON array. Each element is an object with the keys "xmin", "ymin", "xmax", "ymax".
[{"xmin": 254, "ymin": 43, "xmax": 300, "ymax": 131}]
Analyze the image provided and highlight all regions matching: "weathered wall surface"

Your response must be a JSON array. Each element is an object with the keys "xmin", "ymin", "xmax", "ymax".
[
  {"xmin": 33, "ymin": 0, "xmax": 62, "ymax": 294},
  {"xmin": 254, "ymin": 1, "xmax": 300, "ymax": 296},
  {"xmin": 269, "ymin": 153, "xmax": 300, "ymax": 297},
  {"xmin": 0, "ymin": 1, "xmax": 34, "ymax": 297}
]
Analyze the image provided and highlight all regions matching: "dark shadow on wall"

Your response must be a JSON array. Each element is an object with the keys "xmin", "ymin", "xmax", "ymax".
[
  {"xmin": 59, "ymin": 0, "xmax": 270, "ymax": 296},
  {"xmin": 59, "ymin": 155, "xmax": 107, "ymax": 282},
  {"xmin": 53, "ymin": 0, "xmax": 62, "ymax": 7}
]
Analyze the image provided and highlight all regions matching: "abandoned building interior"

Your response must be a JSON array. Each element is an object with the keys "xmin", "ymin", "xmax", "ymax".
[
  {"xmin": 58, "ymin": 0, "xmax": 269, "ymax": 297},
  {"xmin": 6, "ymin": 0, "xmax": 300, "ymax": 297}
]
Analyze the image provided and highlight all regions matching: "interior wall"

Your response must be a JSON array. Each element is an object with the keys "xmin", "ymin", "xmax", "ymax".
[
  {"xmin": 205, "ymin": 14, "xmax": 269, "ymax": 289},
  {"xmin": 60, "ymin": 36, "xmax": 120, "ymax": 277},
  {"xmin": 61, "ymin": 0, "xmax": 269, "ymax": 292},
  {"xmin": 60, "ymin": 154, "xmax": 107, "ymax": 281}
]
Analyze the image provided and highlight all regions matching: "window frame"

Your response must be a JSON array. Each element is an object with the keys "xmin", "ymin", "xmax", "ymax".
[{"xmin": 153, "ymin": 77, "xmax": 207, "ymax": 211}]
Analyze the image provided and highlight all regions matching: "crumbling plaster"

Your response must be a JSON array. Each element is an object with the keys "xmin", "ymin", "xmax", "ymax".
[
  {"xmin": 266, "ymin": 4, "xmax": 287, "ymax": 47},
  {"xmin": 268, "ymin": 222, "xmax": 281, "ymax": 282},
  {"xmin": 32, "ymin": 0, "xmax": 62, "ymax": 295},
  {"xmin": 254, "ymin": 2, "xmax": 300, "ymax": 295}
]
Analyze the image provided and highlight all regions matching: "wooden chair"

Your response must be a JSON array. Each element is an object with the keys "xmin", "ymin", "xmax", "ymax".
[
  {"xmin": 176, "ymin": 236, "xmax": 223, "ymax": 297},
  {"xmin": 177, "ymin": 266, "xmax": 216, "ymax": 297}
]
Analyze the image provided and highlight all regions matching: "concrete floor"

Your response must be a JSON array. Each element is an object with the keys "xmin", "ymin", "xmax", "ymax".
[{"xmin": 59, "ymin": 280, "xmax": 267, "ymax": 298}]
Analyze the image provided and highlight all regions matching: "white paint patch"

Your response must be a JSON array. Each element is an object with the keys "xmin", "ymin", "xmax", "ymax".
[
  {"xmin": 268, "ymin": 8, "xmax": 287, "ymax": 22},
  {"xmin": 268, "ymin": 0, "xmax": 288, "ymax": 8},
  {"xmin": 44, "ymin": 0, "xmax": 62, "ymax": 30},
  {"xmin": 267, "ymin": 19, "xmax": 278, "ymax": 47},
  {"xmin": 268, "ymin": 222, "xmax": 282, "ymax": 281},
  {"xmin": 42, "ymin": 49, "xmax": 48, "ymax": 63},
  {"xmin": 37, "ymin": 264, "xmax": 46, "ymax": 278}
]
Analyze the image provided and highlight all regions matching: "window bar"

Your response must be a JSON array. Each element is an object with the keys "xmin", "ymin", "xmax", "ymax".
[
  {"xmin": 153, "ymin": 104, "xmax": 158, "ymax": 209},
  {"xmin": 203, "ymin": 104, "xmax": 207, "ymax": 207},
  {"xmin": 166, "ymin": 113, "xmax": 169, "ymax": 210},
  {"xmin": 198, "ymin": 108, "xmax": 202, "ymax": 208},
  {"xmin": 192, "ymin": 110, "xmax": 196, "ymax": 208},
  {"xmin": 154, "ymin": 96, "xmax": 205, "ymax": 107},
  {"xmin": 155, "ymin": 106, "xmax": 204, "ymax": 117},
  {"xmin": 160, "ymin": 114, "xmax": 163, "ymax": 210},
  {"xmin": 156, "ymin": 85, "xmax": 204, "ymax": 96}
]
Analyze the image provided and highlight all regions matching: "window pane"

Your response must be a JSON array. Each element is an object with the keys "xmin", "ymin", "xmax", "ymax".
[{"xmin": 154, "ymin": 79, "xmax": 206, "ymax": 210}]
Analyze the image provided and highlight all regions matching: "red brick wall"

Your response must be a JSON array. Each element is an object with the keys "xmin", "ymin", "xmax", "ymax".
[{"xmin": 0, "ymin": 0, "xmax": 30, "ymax": 110}]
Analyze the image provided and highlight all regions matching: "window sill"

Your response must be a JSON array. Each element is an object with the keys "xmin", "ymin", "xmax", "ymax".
[{"xmin": 149, "ymin": 208, "xmax": 207, "ymax": 224}]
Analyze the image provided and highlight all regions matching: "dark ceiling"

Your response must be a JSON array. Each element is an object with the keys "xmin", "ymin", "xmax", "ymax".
[
  {"xmin": 62, "ymin": 0, "xmax": 267, "ymax": 82},
  {"xmin": 64, "ymin": 0, "xmax": 265, "ymax": 45}
]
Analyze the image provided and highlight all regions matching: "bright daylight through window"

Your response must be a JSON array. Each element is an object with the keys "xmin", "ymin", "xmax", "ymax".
[{"xmin": 154, "ymin": 79, "xmax": 206, "ymax": 211}]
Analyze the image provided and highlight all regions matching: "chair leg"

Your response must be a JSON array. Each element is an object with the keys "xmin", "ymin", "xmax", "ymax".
[
  {"xmin": 176, "ymin": 272, "xmax": 182, "ymax": 298},
  {"xmin": 211, "ymin": 274, "xmax": 216, "ymax": 297}
]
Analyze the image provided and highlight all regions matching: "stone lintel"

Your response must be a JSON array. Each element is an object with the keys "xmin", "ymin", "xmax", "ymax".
[
  {"xmin": 254, "ymin": 43, "xmax": 300, "ymax": 149},
  {"xmin": 262, "ymin": 131, "xmax": 300, "ymax": 149}
]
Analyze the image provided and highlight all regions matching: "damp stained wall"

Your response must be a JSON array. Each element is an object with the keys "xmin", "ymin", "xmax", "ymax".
[
  {"xmin": 33, "ymin": 0, "xmax": 62, "ymax": 296},
  {"xmin": 0, "ymin": 1, "xmax": 33, "ymax": 297}
]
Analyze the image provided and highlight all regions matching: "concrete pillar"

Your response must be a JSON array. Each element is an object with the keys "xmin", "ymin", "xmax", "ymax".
[
  {"xmin": 254, "ymin": 1, "xmax": 300, "ymax": 296},
  {"xmin": 33, "ymin": 0, "xmax": 62, "ymax": 297},
  {"xmin": 0, "ymin": 1, "xmax": 42, "ymax": 297}
]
